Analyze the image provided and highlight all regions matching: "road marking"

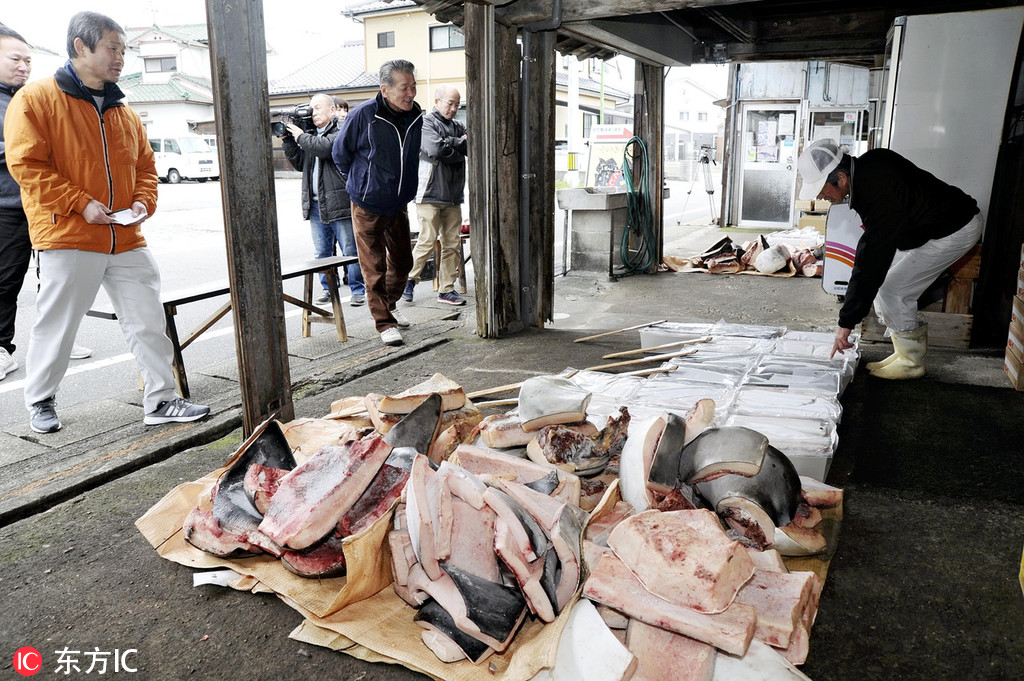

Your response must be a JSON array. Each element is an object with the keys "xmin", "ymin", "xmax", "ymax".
[{"xmin": 0, "ymin": 306, "xmax": 314, "ymax": 395}]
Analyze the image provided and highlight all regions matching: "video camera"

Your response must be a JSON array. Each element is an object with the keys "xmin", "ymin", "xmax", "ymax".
[{"xmin": 270, "ymin": 104, "xmax": 316, "ymax": 137}]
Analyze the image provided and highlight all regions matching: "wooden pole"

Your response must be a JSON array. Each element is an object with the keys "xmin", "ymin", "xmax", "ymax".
[
  {"xmin": 584, "ymin": 348, "xmax": 696, "ymax": 372},
  {"xmin": 601, "ymin": 336, "xmax": 712, "ymax": 359},
  {"xmin": 205, "ymin": 0, "xmax": 293, "ymax": 434},
  {"xmin": 574, "ymin": 319, "xmax": 668, "ymax": 343}
]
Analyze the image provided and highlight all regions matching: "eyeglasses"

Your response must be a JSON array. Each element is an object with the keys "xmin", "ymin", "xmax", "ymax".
[{"xmin": 439, "ymin": 99, "xmax": 460, "ymax": 107}]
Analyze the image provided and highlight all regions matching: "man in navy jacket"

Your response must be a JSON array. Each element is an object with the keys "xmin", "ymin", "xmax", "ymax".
[{"xmin": 332, "ymin": 60, "xmax": 422, "ymax": 347}]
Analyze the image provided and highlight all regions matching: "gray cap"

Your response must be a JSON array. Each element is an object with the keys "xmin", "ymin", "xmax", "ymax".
[{"xmin": 797, "ymin": 139, "xmax": 841, "ymax": 200}]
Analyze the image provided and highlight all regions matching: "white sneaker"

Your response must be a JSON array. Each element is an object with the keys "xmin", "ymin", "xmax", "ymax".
[
  {"xmin": 70, "ymin": 344, "xmax": 92, "ymax": 360},
  {"xmin": 380, "ymin": 327, "xmax": 404, "ymax": 346},
  {"xmin": 391, "ymin": 308, "xmax": 411, "ymax": 328},
  {"xmin": 0, "ymin": 348, "xmax": 16, "ymax": 380}
]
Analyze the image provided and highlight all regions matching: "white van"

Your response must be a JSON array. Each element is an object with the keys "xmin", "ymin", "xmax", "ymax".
[{"xmin": 148, "ymin": 135, "xmax": 220, "ymax": 183}]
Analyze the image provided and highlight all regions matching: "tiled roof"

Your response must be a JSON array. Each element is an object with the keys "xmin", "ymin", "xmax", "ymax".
[
  {"xmin": 126, "ymin": 24, "xmax": 209, "ymax": 46},
  {"xmin": 344, "ymin": 0, "xmax": 417, "ymax": 16},
  {"xmin": 346, "ymin": 71, "xmax": 380, "ymax": 88},
  {"xmin": 270, "ymin": 42, "xmax": 368, "ymax": 94},
  {"xmin": 555, "ymin": 71, "xmax": 630, "ymax": 101},
  {"xmin": 118, "ymin": 72, "xmax": 214, "ymax": 104}
]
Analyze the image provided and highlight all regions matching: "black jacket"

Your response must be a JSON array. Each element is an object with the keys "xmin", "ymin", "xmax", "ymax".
[
  {"xmin": 415, "ymin": 109, "xmax": 467, "ymax": 205},
  {"xmin": 0, "ymin": 82, "xmax": 24, "ymax": 211},
  {"xmin": 282, "ymin": 117, "xmax": 351, "ymax": 222},
  {"xmin": 838, "ymin": 148, "xmax": 979, "ymax": 329},
  {"xmin": 332, "ymin": 92, "xmax": 423, "ymax": 217}
]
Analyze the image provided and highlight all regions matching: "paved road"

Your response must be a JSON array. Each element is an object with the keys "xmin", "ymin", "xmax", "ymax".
[
  {"xmin": 1, "ymin": 174, "xmax": 718, "ymax": 426},
  {"xmin": 0, "ymin": 178, "xmax": 351, "ymax": 424}
]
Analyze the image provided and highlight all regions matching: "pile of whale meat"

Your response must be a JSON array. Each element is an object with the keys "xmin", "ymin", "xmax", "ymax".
[{"xmin": 180, "ymin": 372, "xmax": 843, "ymax": 678}]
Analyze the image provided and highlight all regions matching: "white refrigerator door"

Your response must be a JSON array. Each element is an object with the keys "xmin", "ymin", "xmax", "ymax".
[{"xmin": 887, "ymin": 7, "xmax": 1024, "ymax": 225}]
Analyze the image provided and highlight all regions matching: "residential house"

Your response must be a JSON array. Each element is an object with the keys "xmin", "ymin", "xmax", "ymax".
[{"xmin": 120, "ymin": 25, "xmax": 216, "ymax": 138}]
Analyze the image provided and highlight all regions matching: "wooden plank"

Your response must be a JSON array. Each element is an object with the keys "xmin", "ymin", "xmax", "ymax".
[
  {"xmin": 207, "ymin": 0, "xmax": 294, "ymax": 431},
  {"xmin": 860, "ymin": 312, "xmax": 972, "ymax": 348},
  {"xmin": 949, "ymin": 243, "xmax": 983, "ymax": 279},
  {"xmin": 943, "ymin": 278, "xmax": 974, "ymax": 314}
]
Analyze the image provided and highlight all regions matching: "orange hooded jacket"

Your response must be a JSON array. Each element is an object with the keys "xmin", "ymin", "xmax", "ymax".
[{"xmin": 3, "ymin": 62, "xmax": 158, "ymax": 254}]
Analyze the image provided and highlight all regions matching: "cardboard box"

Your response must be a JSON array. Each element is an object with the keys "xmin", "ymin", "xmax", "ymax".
[
  {"xmin": 798, "ymin": 213, "xmax": 827, "ymax": 234},
  {"xmin": 1012, "ymin": 294, "xmax": 1024, "ymax": 327},
  {"xmin": 1005, "ymin": 346, "xmax": 1024, "ymax": 390},
  {"xmin": 795, "ymin": 199, "xmax": 814, "ymax": 213},
  {"xmin": 1009, "ymin": 320, "xmax": 1024, "ymax": 361},
  {"xmin": 1020, "ymin": 242, "xmax": 1024, "ymax": 268},
  {"xmin": 816, "ymin": 199, "xmax": 832, "ymax": 211},
  {"xmin": 1018, "ymin": 266, "xmax": 1024, "ymax": 297}
]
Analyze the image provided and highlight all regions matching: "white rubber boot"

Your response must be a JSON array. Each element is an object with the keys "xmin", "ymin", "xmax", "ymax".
[
  {"xmin": 865, "ymin": 346, "xmax": 899, "ymax": 372},
  {"xmin": 870, "ymin": 324, "xmax": 927, "ymax": 380}
]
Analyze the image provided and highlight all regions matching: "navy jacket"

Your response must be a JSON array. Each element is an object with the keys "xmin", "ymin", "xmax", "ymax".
[
  {"xmin": 838, "ymin": 148, "xmax": 979, "ymax": 329},
  {"xmin": 332, "ymin": 92, "xmax": 423, "ymax": 217}
]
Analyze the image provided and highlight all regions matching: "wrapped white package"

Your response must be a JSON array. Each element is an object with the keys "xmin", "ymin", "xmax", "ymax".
[
  {"xmin": 569, "ymin": 370, "xmax": 645, "ymax": 401},
  {"xmin": 708, "ymin": 320, "xmax": 787, "ymax": 339},
  {"xmin": 730, "ymin": 386, "xmax": 842, "ymax": 422},
  {"xmin": 640, "ymin": 322, "xmax": 715, "ymax": 348}
]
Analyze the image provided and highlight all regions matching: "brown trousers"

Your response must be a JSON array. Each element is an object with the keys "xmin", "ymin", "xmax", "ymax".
[{"xmin": 351, "ymin": 203, "xmax": 413, "ymax": 333}]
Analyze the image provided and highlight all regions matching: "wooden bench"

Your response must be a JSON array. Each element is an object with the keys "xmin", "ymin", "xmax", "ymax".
[{"xmin": 86, "ymin": 254, "xmax": 358, "ymax": 398}]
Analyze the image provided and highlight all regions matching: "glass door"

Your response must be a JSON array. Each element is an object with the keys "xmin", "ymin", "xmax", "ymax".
[{"xmin": 736, "ymin": 103, "xmax": 800, "ymax": 229}]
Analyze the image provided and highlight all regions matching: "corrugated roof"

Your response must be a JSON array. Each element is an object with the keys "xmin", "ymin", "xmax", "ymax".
[
  {"xmin": 118, "ymin": 72, "xmax": 214, "ymax": 104},
  {"xmin": 269, "ymin": 42, "xmax": 367, "ymax": 95},
  {"xmin": 345, "ymin": 0, "xmax": 417, "ymax": 16}
]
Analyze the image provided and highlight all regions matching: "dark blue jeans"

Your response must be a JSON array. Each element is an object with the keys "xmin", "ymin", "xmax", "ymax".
[{"xmin": 310, "ymin": 201, "xmax": 364, "ymax": 295}]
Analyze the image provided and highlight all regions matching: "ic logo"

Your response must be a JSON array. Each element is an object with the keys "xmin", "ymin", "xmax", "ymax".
[{"xmin": 13, "ymin": 647, "xmax": 42, "ymax": 676}]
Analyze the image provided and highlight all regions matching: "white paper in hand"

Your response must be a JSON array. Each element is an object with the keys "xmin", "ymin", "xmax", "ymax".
[{"xmin": 108, "ymin": 207, "xmax": 148, "ymax": 225}]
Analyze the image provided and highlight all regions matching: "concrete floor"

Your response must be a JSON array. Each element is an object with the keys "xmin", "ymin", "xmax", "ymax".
[{"xmin": 1, "ymin": 253, "xmax": 1021, "ymax": 679}]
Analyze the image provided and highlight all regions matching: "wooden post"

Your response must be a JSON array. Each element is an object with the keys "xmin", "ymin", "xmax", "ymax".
[
  {"xmin": 633, "ymin": 61, "xmax": 665, "ymax": 274},
  {"xmin": 525, "ymin": 30, "xmax": 557, "ymax": 327},
  {"xmin": 205, "ymin": 0, "xmax": 294, "ymax": 433},
  {"xmin": 466, "ymin": 3, "xmax": 521, "ymax": 337}
]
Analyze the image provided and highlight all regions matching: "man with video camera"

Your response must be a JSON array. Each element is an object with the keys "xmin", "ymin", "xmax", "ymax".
[{"xmin": 277, "ymin": 93, "xmax": 364, "ymax": 306}]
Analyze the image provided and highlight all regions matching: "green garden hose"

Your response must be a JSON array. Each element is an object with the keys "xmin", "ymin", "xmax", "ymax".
[{"xmin": 620, "ymin": 136, "xmax": 656, "ymax": 273}]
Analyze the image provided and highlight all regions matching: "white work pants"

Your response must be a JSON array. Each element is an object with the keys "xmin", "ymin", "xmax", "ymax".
[
  {"xmin": 25, "ymin": 248, "xmax": 178, "ymax": 412},
  {"xmin": 873, "ymin": 213, "xmax": 984, "ymax": 333}
]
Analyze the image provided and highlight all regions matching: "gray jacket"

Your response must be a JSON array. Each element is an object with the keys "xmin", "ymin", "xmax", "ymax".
[
  {"xmin": 415, "ymin": 109, "xmax": 467, "ymax": 205},
  {"xmin": 0, "ymin": 82, "xmax": 24, "ymax": 211},
  {"xmin": 282, "ymin": 116, "xmax": 351, "ymax": 222}
]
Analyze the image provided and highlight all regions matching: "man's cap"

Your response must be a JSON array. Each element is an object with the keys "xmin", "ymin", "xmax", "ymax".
[{"xmin": 797, "ymin": 138, "xmax": 842, "ymax": 200}]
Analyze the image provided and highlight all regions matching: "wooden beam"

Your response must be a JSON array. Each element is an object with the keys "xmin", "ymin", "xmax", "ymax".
[
  {"xmin": 559, "ymin": 15, "xmax": 695, "ymax": 67},
  {"xmin": 466, "ymin": 3, "xmax": 521, "ymax": 336},
  {"xmin": 205, "ymin": 0, "xmax": 294, "ymax": 434},
  {"xmin": 497, "ymin": 0, "xmax": 751, "ymax": 25}
]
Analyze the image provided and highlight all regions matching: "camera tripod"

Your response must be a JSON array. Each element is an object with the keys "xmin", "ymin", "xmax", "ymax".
[{"xmin": 681, "ymin": 145, "xmax": 718, "ymax": 225}]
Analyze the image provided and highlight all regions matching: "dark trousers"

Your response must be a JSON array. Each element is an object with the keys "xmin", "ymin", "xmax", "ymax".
[
  {"xmin": 351, "ymin": 203, "xmax": 413, "ymax": 333},
  {"xmin": 0, "ymin": 207, "xmax": 32, "ymax": 354}
]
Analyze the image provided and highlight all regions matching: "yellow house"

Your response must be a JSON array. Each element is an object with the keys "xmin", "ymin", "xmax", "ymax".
[{"xmin": 345, "ymin": 0, "xmax": 630, "ymax": 139}]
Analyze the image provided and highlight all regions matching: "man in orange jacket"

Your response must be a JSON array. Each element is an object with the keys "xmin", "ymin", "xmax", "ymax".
[{"xmin": 4, "ymin": 11, "xmax": 209, "ymax": 433}]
